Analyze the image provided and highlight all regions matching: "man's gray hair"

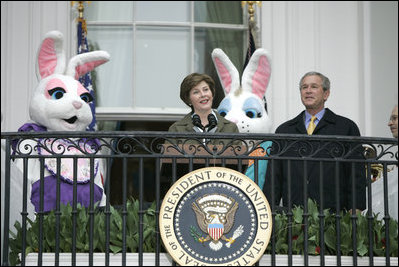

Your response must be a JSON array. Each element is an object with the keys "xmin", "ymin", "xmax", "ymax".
[{"xmin": 299, "ymin": 71, "xmax": 330, "ymax": 92}]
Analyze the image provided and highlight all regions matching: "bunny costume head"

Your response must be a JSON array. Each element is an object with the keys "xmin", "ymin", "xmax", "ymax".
[
  {"xmin": 212, "ymin": 48, "xmax": 272, "ymax": 134},
  {"xmin": 30, "ymin": 30, "xmax": 110, "ymax": 131}
]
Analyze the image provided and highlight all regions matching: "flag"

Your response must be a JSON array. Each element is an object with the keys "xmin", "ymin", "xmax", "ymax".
[
  {"xmin": 243, "ymin": 20, "xmax": 257, "ymax": 71},
  {"xmin": 77, "ymin": 16, "xmax": 97, "ymax": 131},
  {"xmin": 242, "ymin": 18, "xmax": 270, "ymax": 189}
]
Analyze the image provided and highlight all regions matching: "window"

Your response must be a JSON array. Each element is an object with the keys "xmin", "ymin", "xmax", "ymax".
[
  {"xmin": 85, "ymin": 1, "xmax": 248, "ymax": 124},
  {"xmin": 84, "ymin": 1, "xmax": 252, "ymax": 205}
]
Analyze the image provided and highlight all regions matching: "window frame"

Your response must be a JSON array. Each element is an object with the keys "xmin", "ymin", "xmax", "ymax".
[{"xmin": 83, "ymin": 1, "xmax": 254, "ymax": 122}]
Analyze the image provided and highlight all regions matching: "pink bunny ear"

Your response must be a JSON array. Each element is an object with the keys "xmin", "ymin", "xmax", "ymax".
[
  {"xmin": 242, "ymin": 49, "xmax": 271, "ymax": 100},
  {"xmin": 66, "ymin": 51, "xmax": 110, "ymax": 80},
  {"xmin": 36, "ymin": 31, "xmax": 66, "ymax": 80},
  {"xmin": 211, "ymin": 48, "xmax": 240, "ymax": 95}
]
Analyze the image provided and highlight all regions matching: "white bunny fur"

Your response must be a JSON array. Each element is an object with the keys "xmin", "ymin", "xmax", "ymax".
[
  {"xmin": 15, "ymin": 30, "xmax": 110, "ymax": 211},
  {"xmin": 212, "ymin": 48, "xmax": 272, "ymax": 134}
]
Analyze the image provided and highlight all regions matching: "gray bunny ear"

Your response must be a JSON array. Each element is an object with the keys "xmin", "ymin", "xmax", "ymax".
[
  {"xmin": 211, "ymin": 48, "xmax": 240, "ymax": 95},
  {"xmin": 36, "ymin": 31, "xmax": 66, "ymax": 80},
  {"xmin": 242, "ymin": 48, "xmax": 271, "ymax": 100}
]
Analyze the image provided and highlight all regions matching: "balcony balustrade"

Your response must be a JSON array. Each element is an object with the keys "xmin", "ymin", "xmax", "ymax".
[{"xmin": 1, "ymin": 131, "xmax": 397, "ymax": 266}]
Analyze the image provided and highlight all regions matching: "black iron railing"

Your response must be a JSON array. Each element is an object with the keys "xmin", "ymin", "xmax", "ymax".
[{"xmin": 1, "ymin": 131, "xmax": 398, "ymax": 266}]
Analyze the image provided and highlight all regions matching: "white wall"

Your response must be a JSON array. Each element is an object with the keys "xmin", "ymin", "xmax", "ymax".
[
  {"xmin": 1, "ymin": 1, "xmax": 73, "ymax": 133},
  {"xmin": 1, "ymin": 1, "xmax": 398, "ymax": 136},
  {"xmin": 261, "ymin": 1, "xmax": 398, "ymax": 138},
  {"xmin": 367, "ymin": 1, "xmax": 398, "ymax": 137}
]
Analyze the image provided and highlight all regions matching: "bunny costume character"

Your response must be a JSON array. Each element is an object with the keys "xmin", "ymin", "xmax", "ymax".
[
  {"xmin": 13, "ymin": 31, "xmax": 110, "ymax": 212},
  {"xmin": 212, "ymin": 48, "xmax": 272, "ymax": 189}
]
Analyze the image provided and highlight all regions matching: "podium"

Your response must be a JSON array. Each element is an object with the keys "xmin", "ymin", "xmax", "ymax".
[{"xmin": 159, "ymin": 144, "xmax": 248, "ymax": 197}]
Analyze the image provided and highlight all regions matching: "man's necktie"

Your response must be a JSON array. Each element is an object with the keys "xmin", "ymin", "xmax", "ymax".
[{"xmin": 307, "ymin": 116, "xmax": 317, "ymax": 135}]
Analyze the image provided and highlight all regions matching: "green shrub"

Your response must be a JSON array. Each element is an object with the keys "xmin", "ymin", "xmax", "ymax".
[
  {"xmin": 9, "ymin": 198, "xmax": 157, "ymax": 265},
  {"xmin": 8, "ymin": 198, "xmax": 398, "ymax": 266},
  {"xmin": 265, "ymin": 199, "xmax": 398, "ymax": 257}
]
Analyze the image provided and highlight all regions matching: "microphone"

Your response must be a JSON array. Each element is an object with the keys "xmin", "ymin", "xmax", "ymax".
[
  {"xmin": 207, "ymin": 114, "xmax": 217, "ymax": 132},
  {"xmin": 192, "ymin": 114, "xmax": 203, "ymax": 130}
]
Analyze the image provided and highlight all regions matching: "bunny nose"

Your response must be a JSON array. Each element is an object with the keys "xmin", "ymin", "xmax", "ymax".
[{"xmin": 73, "ymin": 101, "xmax": 83, "ymax": 109}]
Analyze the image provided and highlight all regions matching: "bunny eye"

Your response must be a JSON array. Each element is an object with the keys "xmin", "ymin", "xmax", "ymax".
[
  {"xmin": 218, "ymin": 109, "xmax": 228, "ymax": 117},
  {"xmin": 217, "ymin": 98, "xmax": 231, "ymax": 117},
  {"xmin": 48, "ymin": 87, "xmax": 66, "ymax": 100},
  {"xmin": 245, "ymin": 108, "xmax": 261, "ymax": 119},
  {"xmin": 80, "ymin": 93, "xmax": 94, "ymax": 103}
]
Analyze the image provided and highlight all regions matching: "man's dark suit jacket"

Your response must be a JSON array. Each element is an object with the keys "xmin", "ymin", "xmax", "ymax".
[{"xmin": 263, "ymin": 108, "xmax": 366, "ymax": 212}]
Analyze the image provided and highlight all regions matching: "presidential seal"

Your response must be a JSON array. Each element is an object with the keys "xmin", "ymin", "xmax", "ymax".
[{"xmin": 159, "ymin": 167, "xmax": 272, "ymax": 266}]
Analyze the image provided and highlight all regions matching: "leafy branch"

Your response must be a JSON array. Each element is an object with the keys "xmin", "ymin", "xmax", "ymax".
[
  {"xmin": 265, "ymin": 199, "xmax": 398, "ymax": 257},
  {"xmin": 8, "ymin": 198, "xmax": 157, "ymax": 266},
  {"xmin": 190, "ymin": 225, "xmax": 203, "ymax": 243},
  {"xmin": 8, "ymin": 198, "xmax": 398, "ymax": 266}
]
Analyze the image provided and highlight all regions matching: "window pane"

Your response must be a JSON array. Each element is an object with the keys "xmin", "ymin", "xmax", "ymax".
[
  {"xmin": 195, "ymin": 1, "xmax": 243, "ymax": 24},
  {"xmin": 135, "ymin": 1, "xmax": 190, "ymax": 22},
  {"xmin": 135, "ymin": 26, "xmax": 190, "ymax": 109},
  {"xmin": 85, "ymin": 1, "xmax": 247, "ymax": 113},
  {"xmin": 87, "ymin": 26, "xmax": 133, "ymax": 108},
  {"xmin": 196, "ymin": 28, "xmax": 245, "ymax": 69},
  {"xmin": 194, "ymin": 28, "xmax": 245, "ymax": 73},
  {"xmin": 86, "ymin": 1, "xmax": 133, "ymax": 22},
  {"xmin": 195, "ymin": 28, "xmax": 246, "ymax": 107}
]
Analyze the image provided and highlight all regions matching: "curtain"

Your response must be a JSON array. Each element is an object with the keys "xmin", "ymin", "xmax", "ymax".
[{"xmin": 196, "ymin": 1, "xmax": 245, "ymax": 108}]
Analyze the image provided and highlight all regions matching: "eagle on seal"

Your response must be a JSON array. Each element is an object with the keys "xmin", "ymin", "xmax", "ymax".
[{"xmin": 192, "ymin": 193, "xmax": 240, "ymax": 251}]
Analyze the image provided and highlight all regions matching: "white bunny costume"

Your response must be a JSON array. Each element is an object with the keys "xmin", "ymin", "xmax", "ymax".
[
  {"xmin": 14, "ymin": 31, "xmax": 110, "ymax": 212},
  {"xmin": 212, "ymin": 48, "xmax": 272, "ymax": 189}
]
